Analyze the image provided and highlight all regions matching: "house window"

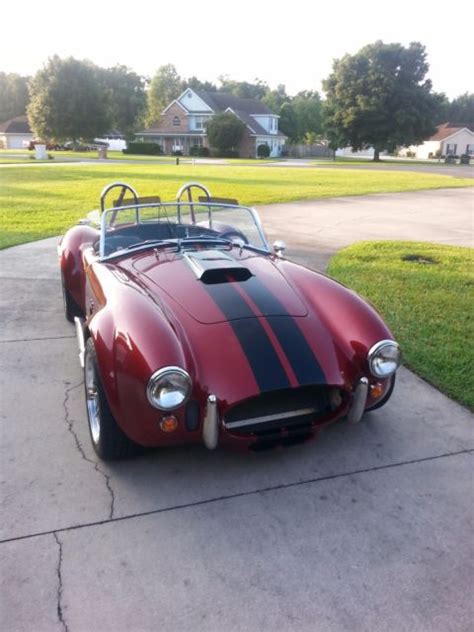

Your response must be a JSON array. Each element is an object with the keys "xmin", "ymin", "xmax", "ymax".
[
  {"xmin": 173, "ymin": 116, "xmax": 180, "ymax": 126},
  {"xmin": 466, "ymin": 144, "xmax": 474, "ymax": 156},
  {"xmin": 445, "ymin": 143, "xmax": 457, "ymax": 155},
  {"xmin": 195, "ymin": 117, "xmax": 207, "ymax": 130}
]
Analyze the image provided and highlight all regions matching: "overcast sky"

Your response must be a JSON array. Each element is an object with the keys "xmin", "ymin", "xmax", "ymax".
[{"xmin": 1, "ymin": 0, "xmax": 472, "ymax": 99}]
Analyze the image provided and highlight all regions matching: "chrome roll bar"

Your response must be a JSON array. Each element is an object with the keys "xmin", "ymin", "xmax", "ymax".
[
  {"xmin": 176, "ymin": 182, "xmax": 212, "ymax": 225},
  {"xmin": 100, "ymin": 181, "xmax": 139, "ymax": 212}
]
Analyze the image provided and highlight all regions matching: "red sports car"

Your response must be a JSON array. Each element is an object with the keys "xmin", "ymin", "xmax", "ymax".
[{"xmin": 59, "ymin": 181, "xmax": 401, "ymax": 460}]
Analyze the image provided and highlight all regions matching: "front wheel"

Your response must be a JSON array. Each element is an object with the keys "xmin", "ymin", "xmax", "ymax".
[{"xmin": 84, "ymin": 338, "xmax": 139, "ymax": 460}]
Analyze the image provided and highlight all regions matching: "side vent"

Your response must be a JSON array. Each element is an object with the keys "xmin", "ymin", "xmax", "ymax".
[{"xmin": 184, "ymin": 250, "xmax": 252, "ymax": 284}]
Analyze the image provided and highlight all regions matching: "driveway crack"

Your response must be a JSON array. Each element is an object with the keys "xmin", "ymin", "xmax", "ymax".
[
  {"xmin": 53, "ymin": 532, "xmax": 68, "ymax": 632},
  {"xmin": 63, "ymin": 381, "xmax": 115, "ymax": 519}
]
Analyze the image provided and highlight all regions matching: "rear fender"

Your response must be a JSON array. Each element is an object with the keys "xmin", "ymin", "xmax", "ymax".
[{"xmin": 59, "ymin": 225, "xmax": 98, "ymax": 311}]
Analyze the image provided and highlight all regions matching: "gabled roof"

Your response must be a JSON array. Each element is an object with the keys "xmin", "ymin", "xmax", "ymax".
[
  {"xmin": 429, "ymin": 122, "xmax": 474, "ymax": 141},
  {"xmin": 197, "ymin": 91, "xmax": 274, "ymax": 116},
  {"xmin": 0, "ymin": 115, "xmax": 31, "ymax": 134}
]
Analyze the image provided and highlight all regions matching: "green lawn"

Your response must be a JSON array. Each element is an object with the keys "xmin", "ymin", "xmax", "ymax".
[
  {"xmin": 0, "ymin": 162, "xmax": 472, "ymax": 249},
  {"xmin": 328, "ymin": 242, "xmax": 474, "ymax": 410}
]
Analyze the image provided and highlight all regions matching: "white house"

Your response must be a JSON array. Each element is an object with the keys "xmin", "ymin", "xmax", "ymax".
[
  {"xmin": 0, "ymin": 115, "xmax": 33, "ymax": 149},
  {"xmin": 400, "ymin": 123, "xmax": 474, "ymax": 159}
]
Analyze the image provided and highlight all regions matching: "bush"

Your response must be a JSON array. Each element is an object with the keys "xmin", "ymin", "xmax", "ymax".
[
  {"xmin": 172, "ymin": 149, "xmax": 183, "ymax": 156},
  {"xmin": 189, "ymin": 145, "xmax": 199, "ymax": 156},
  {"xmin": 123, "ymin": 142, "xmax": 162, "ymax": 155},
  {"xmin": 257, "ymin": 143, "xmax": 271, "ymax": 158},
  {"xmin": 460, "ymin": 154, "xmax": 471, "ymax": 164},
  {"xmin": 210, "ymin": 148, "xmax": 239, "ymax": 158},
  {"xmin": 198, "ymin": 146, "xmax": 210, "ymax": 157}
]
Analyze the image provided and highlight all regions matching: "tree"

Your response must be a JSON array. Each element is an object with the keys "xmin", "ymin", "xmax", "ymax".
[
  {"xmin": 28, "ymin": 56, "xmax": 109, "ymax": 141},
  {"xmin": 99, "ymin": 65, "xmax": 147, "ymax": 137},
  {"xmin": 447, "ymin": 93, "xmax": 474, "ymax": 127},
  {"xmin": 205, "ymin": 112, "xmax": 245, "ymax": 155},
  {"xmin": 147, "ymin": 64, "xmax": 183, "ymax": 124},
  {"xmin": 0, "ymin": 73, "xmax": 29, "ymax": 122},
  {"xmin": 217, "ymin": 76, "xmax": 268, "ymax": 100},
  {"xmin": 185, "ymin": 76, "xmax": 218, "ymax": 92},
  {"xmin": 323, "ymin": 41, "xmax": 440, "ymax": 160},
  {"xmin": 262, "ymin": 84, "xmax": 288, "ymax": 113},
  {"xmin": 279, "ymin": 102, "xmax": 298, "ymax": 142},
  {"xmin": 292, "ymin": 91, "xmax": 323, "ymax": 141}
]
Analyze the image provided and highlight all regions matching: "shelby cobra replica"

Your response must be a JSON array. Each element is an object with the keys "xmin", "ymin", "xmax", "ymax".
[{"xmin": 59, "ymin": 182, "xmax": 401, "ymax": 460}]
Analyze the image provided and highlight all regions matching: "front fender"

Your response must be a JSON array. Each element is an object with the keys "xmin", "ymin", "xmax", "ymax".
[{"xmin": 87, "ymin": 279, "xmax": 190, "ymax": 444}]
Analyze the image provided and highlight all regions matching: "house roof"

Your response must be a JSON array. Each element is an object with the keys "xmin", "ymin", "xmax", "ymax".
[
  {"xmin": 196, "ymin": 91, "xmax": 275, "ymax": 116},
  {"xmin": 0, "ymin": 115, "xmax": 31, "ymax": 134},
  {"xmin": 429, "ymin": 122, "xmax": 473, "ymax": 141}
]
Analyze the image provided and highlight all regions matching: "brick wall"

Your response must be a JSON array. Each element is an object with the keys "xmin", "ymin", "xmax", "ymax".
[
  {"xmin": 154, "ymin": 103, "xmax": 190, "ymax": 133},
  {"xmin": 238, "ymin": 129, "xmax": 256, "ymax": 158}
]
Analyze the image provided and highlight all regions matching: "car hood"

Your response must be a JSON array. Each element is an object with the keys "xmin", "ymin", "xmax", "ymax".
[{"xmin": 124, "ymin": 248, "xmax": 308, "ymax": 324}]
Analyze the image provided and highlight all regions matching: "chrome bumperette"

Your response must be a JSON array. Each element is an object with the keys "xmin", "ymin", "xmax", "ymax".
[
  {"xmin": 202, "ymin": 395, "xmax": 218, "ymax": 450},
  {"xmin": 74, "ymin": 317, "xmax": 86, "ymax": 368},
  {"xmin": 347, "ymin": 377, "xmax": 369, "ymax": 424}
]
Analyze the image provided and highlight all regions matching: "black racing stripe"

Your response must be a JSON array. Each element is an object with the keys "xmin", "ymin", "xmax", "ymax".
[
  {"xmin": 266, "ymin": 316, "xmax": 326, "ymax": 385},
  {"xmin": 243, "ymin": 277, "xmax": 326, "ymax": 385},
  {"xmin": 204, "ymin": 283, "xmax": 290, "ymax": 392}
]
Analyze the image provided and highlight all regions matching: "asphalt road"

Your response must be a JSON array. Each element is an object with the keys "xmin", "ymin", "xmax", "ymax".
[{"xmin": 1, "ymin": 188, "xmax": 473, "ymax": 632}]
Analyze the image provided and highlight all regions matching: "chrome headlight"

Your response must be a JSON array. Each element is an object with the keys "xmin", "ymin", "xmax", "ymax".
[
  {"xmin": 368, "ymin": 340, "xmax": 401, "ymax": 378},
  {"xmin": 146, "ymin": 367, "xmax": 192, "ymax": 411}
]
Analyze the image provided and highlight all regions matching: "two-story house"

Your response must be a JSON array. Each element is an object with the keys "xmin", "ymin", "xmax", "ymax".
[{"xmin": 136, "ymin": 88, "xmax": 287, "ymax": 157}]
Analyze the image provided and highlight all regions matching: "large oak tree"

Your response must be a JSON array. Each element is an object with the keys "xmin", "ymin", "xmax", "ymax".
[
  {"xmin": 323, "ymin": 41, "xmax": 441, "ymax": 160},
  {"xmin": 28, "ymin": 56, "xmax": 110, "ymax": 141}
]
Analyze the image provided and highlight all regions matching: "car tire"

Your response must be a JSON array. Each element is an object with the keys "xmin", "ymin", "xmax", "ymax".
[
  {"xmin": 61, "ymin": 276, "xmax": 83, "ymax": 323},
  {"xmin": 366, "ymin": 374, "xmax": 396, "ymax": 412},
  {"xmin": 84, "ymin": 338, "xmax": 140, "ymax": 460}
]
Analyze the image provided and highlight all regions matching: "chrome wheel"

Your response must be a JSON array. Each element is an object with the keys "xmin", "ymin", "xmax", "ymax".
[{"xmin": 84, "ymin": 349, "xmax": 101, "ymax": 444}]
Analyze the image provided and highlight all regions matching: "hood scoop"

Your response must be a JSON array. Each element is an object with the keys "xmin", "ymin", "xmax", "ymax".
[{"xmin": 183, "ymin": 250, "xmax": 252, "ymax": 284}]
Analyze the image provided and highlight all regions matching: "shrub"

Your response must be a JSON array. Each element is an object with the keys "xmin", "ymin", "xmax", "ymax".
[
  {"xmin": 172, "ymin": 149, "xmax": 183, "ymax": 156},
  {"xmin": 257, "ymin": 143, "xmax": 271, "ymax": 158},
  {"xmin": 189, "ymin": 145, "xmax": 199, "ymax": 156},
  {"xmin": 198, "ymin": 146, "xmax": 210, "ymax": 157},
  {"xmin": 123, "ymin": 142, "xmax": 162, "ymax": 155},
  {"xmin": 460, "ymin": 154, "xmax": 471, "ymax": 165}
]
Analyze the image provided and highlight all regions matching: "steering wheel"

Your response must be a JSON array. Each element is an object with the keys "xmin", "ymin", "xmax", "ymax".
[{"xmin": 219, "ymin": 230, "xmax": 249, "ymax": 244}]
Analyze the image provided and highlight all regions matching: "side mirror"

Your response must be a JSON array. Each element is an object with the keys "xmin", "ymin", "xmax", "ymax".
[{"xmin": 273, "ymin": 240, "xmax": 286, "ymax": 257}]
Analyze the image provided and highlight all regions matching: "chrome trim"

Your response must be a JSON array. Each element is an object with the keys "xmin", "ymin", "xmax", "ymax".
[
  {"xmin": 202, "ymin": 395, "xmax": 218, "ymax": 450},
  {"xmin": 99, "ymin": 182, "xmax": 139, "ymax": 258},
  {"xmin": 273, "ymin": 240, "xmax": 286, "ymax": 258},
  {"xmin": 368, "ymin": 339, "xmax": 401, "ymax": 378},
  {"xmin": 347, "ymin": 377, "xmax": 369, "ymax": 424},
  {"xmin": 224, "ymin": 407, "xmax": 317, "ymax": 430},
  {"xmin": 146, "ymin": 366, "xmax": 192, "ymax": 411},
  {"xmin": 74, "ymin": 317, "xmax": 86, "ymax": 368},
  {"xmin": 176, "ymin": 182, "xmax": 212, "ymax": 225},
  {"xmin": 84, "ymin": 345, "xmax": 100, "ymax": 444}
]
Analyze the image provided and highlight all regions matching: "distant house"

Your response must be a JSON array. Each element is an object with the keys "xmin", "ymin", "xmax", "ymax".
[
  {"xmin": 400, "ymin": 122, "xmax": 474, "ymax": 159},
  {"xmin": 136, "ymin": 88, "xmax": 287, "ymax": 158},
  {"xmin": 0, "ymin": 115, "xmax": 33, "ymax": 149}
]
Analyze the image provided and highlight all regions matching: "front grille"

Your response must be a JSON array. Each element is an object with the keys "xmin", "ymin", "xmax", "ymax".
[{"xmin": 224, "ymin": 386, "xmax": 337, "ymax": 436}]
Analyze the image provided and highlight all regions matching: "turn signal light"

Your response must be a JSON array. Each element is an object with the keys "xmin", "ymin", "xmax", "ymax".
[
  {"xmin": 370, "ymin": 383, "xmax": 384, "ymax": 399},
  {"xmin": 160, "ymin": 416, "xmax": 178, "ymax": 433}
]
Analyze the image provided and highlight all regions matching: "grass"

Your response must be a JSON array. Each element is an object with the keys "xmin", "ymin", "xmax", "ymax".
[
  {"xmin": 327, "ymin": 242, "xmax": 474, "ymax": 410},
  {"xmin": 0, "ymin": 162, "xmax": 472, "ymax": 249}
]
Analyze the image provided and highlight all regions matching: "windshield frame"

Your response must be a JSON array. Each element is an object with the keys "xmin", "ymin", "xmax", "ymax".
[{"xmin": 98, "ymin": 201, "xmax": 269, "ymax": 260}]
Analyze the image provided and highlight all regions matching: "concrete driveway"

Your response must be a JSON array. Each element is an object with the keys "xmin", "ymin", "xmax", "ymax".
[{"xmin": 1, "ymin": 188, "xmax": 473, "ymax": 632}]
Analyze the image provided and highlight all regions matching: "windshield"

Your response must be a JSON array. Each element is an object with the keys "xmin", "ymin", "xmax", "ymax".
[{"xmin": 99, "ymin": 202, "xmax": 268, "ymax": 258}]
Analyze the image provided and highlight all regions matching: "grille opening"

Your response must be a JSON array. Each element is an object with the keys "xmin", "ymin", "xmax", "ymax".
[{"xmin": 225, "ymin": 386, "xmax": 341, "ymax": 436}]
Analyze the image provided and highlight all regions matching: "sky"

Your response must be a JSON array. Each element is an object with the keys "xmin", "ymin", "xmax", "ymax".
[{"xmin": 1, "ymin": 0, "xmax": 473, "ymax": 99}]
